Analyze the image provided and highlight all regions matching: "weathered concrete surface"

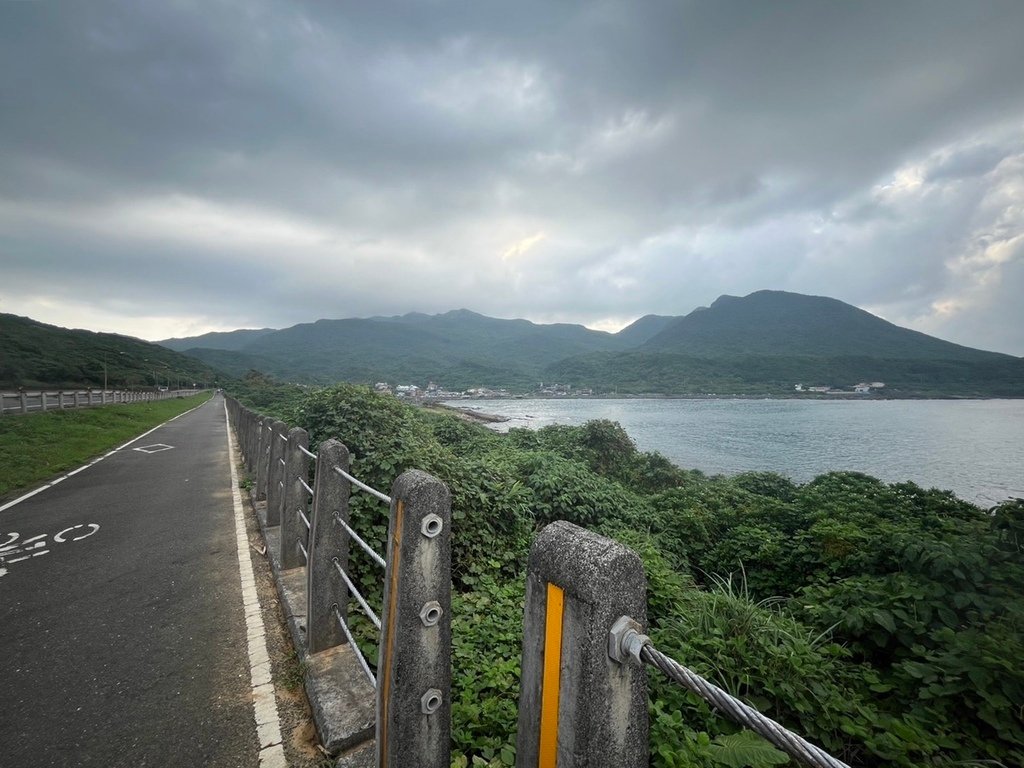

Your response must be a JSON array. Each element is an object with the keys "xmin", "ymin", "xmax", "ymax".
[
  {"xmin": 335, "ymin": 738, "xmax": 375, "ymax": 767},
  {"xmin": 516, "ymin": 520, "xmax": 649, "ymax": 767},
  {"xmin": 265, "ymin": 420, "xmax": 287, "ymax": 526},
  {"xmin": 376, "ymin": 470, "xmax": 452, "ymax": 768},
  {"xmin": 308, "ymin": 439, "xmax": 351, "ymax": 653},
  {"xmin": 278, "ymin": 566, "xmax": 309, "ymax": 653},
  {"xmin": 254, "ymin": 420, "xmax": 269, "ymax": 500},
  {"xmin": 279, "ymin": 427, "xmax": 310, "ymax": 570},
  {"xmin": 252, "ymin": 488, "xmax": 376, "ymax": 756},
  {"xmin": 305, "ymin": 646, "xmax": 376, "ymax": 753}
]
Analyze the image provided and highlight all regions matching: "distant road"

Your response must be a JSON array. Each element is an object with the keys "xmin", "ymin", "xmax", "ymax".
[{"xmin": 0, "ymin": 394, "xmax": 263, "ymax": 767}]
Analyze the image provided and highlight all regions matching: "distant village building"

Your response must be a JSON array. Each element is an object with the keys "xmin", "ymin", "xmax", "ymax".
[
  {"xmin": 854, "ymin": 384, "xmax": 872, "ymax": 394},
  {"xmin": 539, "ymin": 382, "xmax": 572, "ymax": 395},
  {"xmin": 808, "ymin": 386, "xmax": 830, "ymax": 393},
  {"xmin": 794, "ymin": 383, "xmax": 804, "ymax": 392},
  {"xmin": 374, "ymin": 382, "xmax": 392, "ymax": 394}
]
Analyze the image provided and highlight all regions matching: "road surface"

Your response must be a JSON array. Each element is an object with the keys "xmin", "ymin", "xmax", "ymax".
[{"xmin": 0, "ymin": 394, "xmax": 270, "ymax": 767}]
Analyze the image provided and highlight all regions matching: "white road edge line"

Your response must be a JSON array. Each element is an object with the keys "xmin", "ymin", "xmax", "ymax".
[
  {"xmin": 0, "ymin": 398, "xmax": 211, "ymax": 514},
  {"xmin": 223, "ymin": 401, "xmax": 287, "ymax": 768}
]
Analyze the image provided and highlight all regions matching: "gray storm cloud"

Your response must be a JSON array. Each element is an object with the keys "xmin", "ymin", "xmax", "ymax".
[{"xmin": 1, "ymin": 0, "xmax": 1022, "ymax": 354}]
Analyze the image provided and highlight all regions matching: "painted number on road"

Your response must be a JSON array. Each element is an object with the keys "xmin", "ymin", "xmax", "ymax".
[{"xmin": 0, "ymin": 523, "xmax": 100, "ymax": 577}]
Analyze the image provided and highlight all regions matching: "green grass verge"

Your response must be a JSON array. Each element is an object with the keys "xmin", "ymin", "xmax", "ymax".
[{"xmin": 0, "ymin": 393, "xmax": 213, "ymax": 499}]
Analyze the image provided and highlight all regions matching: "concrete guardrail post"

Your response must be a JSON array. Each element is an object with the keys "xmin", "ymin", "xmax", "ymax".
[
  {"xmin": 232, "ymin": 401, "xmax": 244, "ymax": 460},
  {"xmin": 21, "ymin": 391, "xmax": 28, "ymax": 414},
  {"xmin": 254, "ymin": 418, "xmax": 269, "ymax": 501},
  {"xmin": 238, "ymin": 404, "xmax": 248, "ymax": 468},
  {"xmin": 280, "ymin": 427, "xmax": 311, "ymax": 570},
  {"xmin": 515, "ymin": 520, "xmax": 649, "ymax": 768},
  {"xmin": 376, "ymin": 470, "xmax": 452, "ymax": 768},
  {"xmin": 41, "ymin": 392, "xmax": 49, "ymax": 412},
  {"xmin": 265, "ymin": 419, "xmax": 288, "ymax": 526},
  {"xmin": 248, "ymin": 410, "xmax": 261, "ymax": 476},
  {"xmin": 241, "ymin": 406, "xmax": 254, "ymax": 473},
  {"xmin": 237, "ymin": 404, "xmax": 248, "ymax": 469},
  {"xmin": 307, "ymin": 438, "xmax": 350, "ymax": 653}
]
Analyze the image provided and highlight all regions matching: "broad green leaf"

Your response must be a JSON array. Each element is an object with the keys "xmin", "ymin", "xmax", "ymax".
[{"xmin": 708, "ymin": 731, "xmax": 790, "ymax": 768}]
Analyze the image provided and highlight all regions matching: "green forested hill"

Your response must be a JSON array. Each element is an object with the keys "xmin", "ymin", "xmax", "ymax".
[
  {"xmin": 644, "ymin": 290, "xmax": 1012, "ymax": 360},
  {"xmin": 548, "ymin": 291, "xmax": 1024, "ymax": 395},
  {"xmin": 166, "ymin": 309, "xmax": 629, "ymax": 388},
  {"xmin": 0, "ymin": 313, "xmax": 221, "ymax": 388},
  {"xmin": 159, "ymin": 327, "xmax": 276, "ymax": 352},
  {"xmin": 155, "ymin": 292, "xmax": 1024, "ymax": 396},
  {"xmin": 614, "ymin": 313, "xmax": 678, "ymax": 346}
]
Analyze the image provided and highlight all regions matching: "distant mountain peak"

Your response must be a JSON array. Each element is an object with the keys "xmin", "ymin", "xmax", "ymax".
[{"xmin": 644, "ymin": 290, "xmax": 1009, "ymax": 361}]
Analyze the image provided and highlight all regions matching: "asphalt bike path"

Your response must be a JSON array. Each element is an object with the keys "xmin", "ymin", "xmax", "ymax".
[{"xmin": 0, "ymin": 394, "xmax": 264, "ymax": 767}]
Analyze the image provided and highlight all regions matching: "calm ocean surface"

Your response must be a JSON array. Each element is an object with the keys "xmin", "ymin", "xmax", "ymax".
[{"xmin": 444, "ymin": 398, "xmax": 1024, "ymax": 507}]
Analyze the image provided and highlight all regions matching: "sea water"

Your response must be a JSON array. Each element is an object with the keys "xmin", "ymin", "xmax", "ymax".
[{"xmin": 445, "ymin": 398, "xmax": 1024, "ymax": 507}]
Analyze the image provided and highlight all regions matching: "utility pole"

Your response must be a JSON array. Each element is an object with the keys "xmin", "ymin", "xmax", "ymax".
[{"xmin": 102, "ymin": 351, "xmax": 124, "ymax": 393}]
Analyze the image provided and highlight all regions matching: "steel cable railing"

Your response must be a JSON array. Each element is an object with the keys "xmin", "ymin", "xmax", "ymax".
[
  {"xmin": 334, "ymin": 512, "xmax": 387, "ymax": 569},
  {"xmin": 326, "ymin": 459, "xmax": 389, "ymax": 689},
  {"xmin": 610, "ymin": 617, "xmax": 851, "ymax": 768},
  {"xmin": 263, "ymin": 413, "xmax": 392, "ymax": 689},
  {"xmin": 332, "ymin": 465, "xmax": 392, "ymax": 504},
  {"xmin": 226, "ymin": 395, "xmax": 452, "ymax": 766},
  {"xmin": 332, "ymin": 558, "xmax": 383, "ymax": 629},
  {"xmin": 334, "ymin": 605, "xmax": 377, "ymax": 687}
]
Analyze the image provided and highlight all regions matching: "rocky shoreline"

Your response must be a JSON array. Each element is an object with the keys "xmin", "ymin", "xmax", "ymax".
[{"xmin": 423, "ymin": 402, "xmax": 510, "ymax": 424}]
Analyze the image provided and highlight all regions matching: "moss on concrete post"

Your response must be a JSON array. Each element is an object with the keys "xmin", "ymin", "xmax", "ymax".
[
  {"xmin": 280, "ymin": 427, "xmax": 311, "ymax": 570},
  {"xmin": 307, "ymin": 438, "xmax": 351, "ymax": 654},
  {"xmin": 376, "ymin": 470, "xmax": 452, "ymax": 768},
  {"xmin": 516, "ymin": 520, "xmax": 648, "ymax": 768}
]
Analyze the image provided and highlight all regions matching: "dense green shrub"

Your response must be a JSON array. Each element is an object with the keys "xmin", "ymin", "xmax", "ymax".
[{"xmin": 229, "ymin": 380, "xmax": 1024, "ymax": 767}]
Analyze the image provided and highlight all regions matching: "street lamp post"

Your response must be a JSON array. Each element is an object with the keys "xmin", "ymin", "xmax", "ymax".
[{"xmin": 102, "ymin": 351, "xmax": 125, "ymax": 394}]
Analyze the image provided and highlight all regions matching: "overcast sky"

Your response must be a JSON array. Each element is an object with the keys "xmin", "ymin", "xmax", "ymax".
[{"xmin": 2, "ymin": 1, "xmax": 1023, "ymax": 355}]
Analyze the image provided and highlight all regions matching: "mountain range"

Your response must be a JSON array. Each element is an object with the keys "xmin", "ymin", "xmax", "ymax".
[{"xmin": 155, "ymin": 291, "xmax": 1024, "ymax": 397}]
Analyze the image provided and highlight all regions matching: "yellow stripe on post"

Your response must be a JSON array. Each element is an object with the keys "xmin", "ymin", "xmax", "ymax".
[{"xmin": 538, "ymin": 582, "xmax": 565, "ymax": 767}]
